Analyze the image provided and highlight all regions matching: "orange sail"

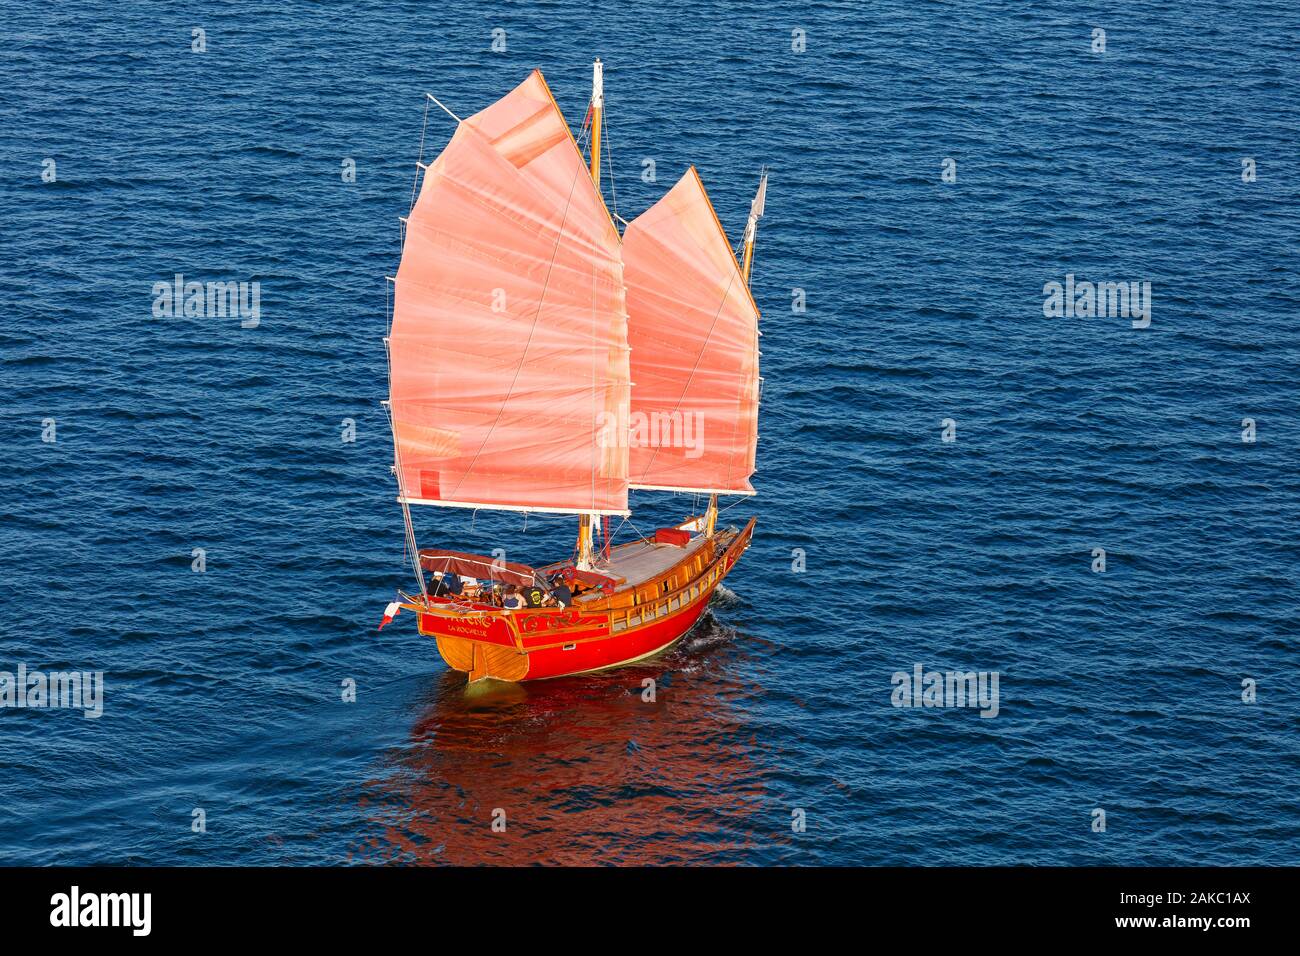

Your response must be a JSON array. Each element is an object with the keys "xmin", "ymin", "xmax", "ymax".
[
  {"xmin": 622, "ymin": 167, "xmax": 761, "ymax": 495},
  {"xmin": 388, "ymin": 71, "xmax": 631, "ymax": 515}
]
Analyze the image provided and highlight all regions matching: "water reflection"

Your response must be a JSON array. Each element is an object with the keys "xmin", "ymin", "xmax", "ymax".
[{"xmin": 355, "ymin": 615, "xmax": 772, "ymax": 864}]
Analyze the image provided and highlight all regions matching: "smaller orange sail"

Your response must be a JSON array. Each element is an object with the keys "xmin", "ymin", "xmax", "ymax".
[{"xmin": 622, "ymin": 167, "xmax": 761, "ymax": 495}]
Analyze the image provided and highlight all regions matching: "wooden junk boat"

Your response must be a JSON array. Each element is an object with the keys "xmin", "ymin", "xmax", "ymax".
[{"xmin": 379, "ymin": 61, "xmax": 768, "ymax": 682}]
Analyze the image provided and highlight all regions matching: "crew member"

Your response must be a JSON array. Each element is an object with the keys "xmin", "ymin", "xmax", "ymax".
[
  {"xmin": 522, "ymin": 582, "xmax": 547, "ymax": 608},
  {"xmin": 430, "ymin": 571, "xmax": 463, "ymax": 597},
  {"xmin": 549, "ymin": 575, "xmax": 573, "ymax": 608}
]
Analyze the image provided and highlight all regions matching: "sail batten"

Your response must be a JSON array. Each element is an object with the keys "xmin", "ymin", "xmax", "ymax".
[
  {"xmin": 622, "ymin": 167, "xmax": 761, "ymax": 496},
  {"xmin": 629, "ymin": 484, "xmax": 757, "ymax": 496},
  {"xmin": 398, "ymin": 496, "xmax": 628, "ymax": 516},
  {"xmin": 388, "ymin": 71, "xmax": 631, "ymax": 516}
]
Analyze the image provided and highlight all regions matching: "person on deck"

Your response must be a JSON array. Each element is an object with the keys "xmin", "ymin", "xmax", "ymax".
[
  {"xmin": 549, "ymin": 576, "xmax": 573, "ymax": 608},
  {"xmin": 502, "ymin": 586, "xmax": 525, "ymax": 610},
  {"xmin": 430, "ymin": 571, "xmax": 462, "ymax": 597},
  {"xmin": 522, "ymin": 582, "xmax": 546, "ymax": 608}
]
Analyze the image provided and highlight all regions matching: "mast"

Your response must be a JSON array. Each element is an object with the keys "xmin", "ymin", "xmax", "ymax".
[
  {"xmin": 575, "ymin": 512, "xmax": 597, "ymax": 569},
  {"xmin": 740, "ymin": 167, "xmax": 768, "ymax": 285},
  {"xmin": 589, "ymin": 58, "xmax": 603, "ymax": 186},
  {"xmin": 576, "ymin": 57, "xmax": 605, "ymax": 569},
  {"xmin": 701, "ymin": 168, "xmax": 767, "ymax": 538}
]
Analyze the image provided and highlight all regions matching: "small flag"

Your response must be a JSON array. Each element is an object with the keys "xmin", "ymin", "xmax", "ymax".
[
  {"xmin": 751, "ymin": 169, "xmax": 768, "ymax": 220},
  {"xmin": 378, "ymin": 601, "xmax": 401, "ymax": 630}
]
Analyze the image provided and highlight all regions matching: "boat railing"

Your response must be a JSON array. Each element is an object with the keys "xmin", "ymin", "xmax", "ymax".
[{"xmin": 609, "ymin": 520, "xmax": 752, "ymax": 634}]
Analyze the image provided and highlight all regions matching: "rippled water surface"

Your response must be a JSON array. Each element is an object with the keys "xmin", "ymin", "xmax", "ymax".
[{"xmin": 1, "ymin": 1, "xmax": 1298, "ymax": 865}]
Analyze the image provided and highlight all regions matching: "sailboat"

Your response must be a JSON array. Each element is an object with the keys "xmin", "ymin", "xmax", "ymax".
[{"xmin": 379, "ymin": 61, "xmax": 768, "ymax": 682}]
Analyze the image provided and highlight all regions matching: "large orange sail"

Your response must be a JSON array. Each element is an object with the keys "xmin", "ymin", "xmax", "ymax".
[
  {"xmin": 622, "ymin": 167, "xmax": 760, "ymax": 495},
  {"xmin": 388, "ymin": 71, "xmax": 631, "ymax": 515}
]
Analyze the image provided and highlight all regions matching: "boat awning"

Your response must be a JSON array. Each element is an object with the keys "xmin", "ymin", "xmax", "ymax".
[{"xmin": 418, "ymin": 550, "xmax": 539, "ymax": 587}]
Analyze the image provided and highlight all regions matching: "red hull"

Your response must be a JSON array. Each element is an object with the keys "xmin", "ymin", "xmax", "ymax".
[
  {"xmin": 504, "ymin": 577, "xmax": 709, "ymax": 679},
  {"xmin": 411, "ymin": 519, "xmax": 753, "ymax": 682}
]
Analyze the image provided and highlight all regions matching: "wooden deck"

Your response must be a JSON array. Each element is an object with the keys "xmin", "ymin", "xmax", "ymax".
[{"xmin": 593, "ymin": 535, "xmax": 712, "ymax": 589}]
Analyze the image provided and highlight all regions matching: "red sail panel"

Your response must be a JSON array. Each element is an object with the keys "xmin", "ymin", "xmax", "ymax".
[
  {"xmin": 389, "ymin": 71, "xmax": 630, "ymax": 515},
  {"xmin": 622, "ymin": 167, "xmax": 760, "ymax": 495}
]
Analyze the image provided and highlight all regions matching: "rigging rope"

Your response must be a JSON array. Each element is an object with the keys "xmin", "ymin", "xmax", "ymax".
[
  {"xmin": 443, "ymin": 132, "xmax": 590, "ymax": 503},
  {"xmin": 636, "ymin": 266, "xmax": 741, "ymax": 479},
  {"xmin": 390, "ymin": 93, "xmax": 440, "ymax": 602},
  {"xmin": 409, "ymin": 95, "xmax": 431, "ymax": 212},
  {"xmin": 602, "ymin": 109, "xmax": 618, "ymax": 220}
]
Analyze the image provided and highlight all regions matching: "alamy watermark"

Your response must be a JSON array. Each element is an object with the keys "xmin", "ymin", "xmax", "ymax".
[
  {"xmin": 152, "ymin": 273, "xmax": 260, "ymax": 328},
  {"xmin": 596, "ymin": 408, "xmax": 705, "ymax": 458},
  {"xmin": 1, "ymin": 664, "xmax": 103, "ymax": 719},
  {"xmin": 891, "ymin": 664, "xmax": 1000, "ymax": 718},
  {"xmin": 1043, "ymin": 274, "xmax": 1151, "ymax": 328},
  {"xmin": 50, "ymin": 886, "xmax": 150, "ymax": 936}
]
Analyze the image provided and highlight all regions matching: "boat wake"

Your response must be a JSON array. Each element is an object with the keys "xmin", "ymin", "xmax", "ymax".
[
  {"xmin": 670, "ymin": 609, "xmax": 738, "ymax": 661},
  {"xmin": 709, "ymin": 584, "xmax": 743, "ymax": 608}
]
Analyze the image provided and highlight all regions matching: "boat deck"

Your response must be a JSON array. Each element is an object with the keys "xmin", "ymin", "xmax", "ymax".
[{"xmin": 603, "ymin": 536, "xmax": 707, "ymax": 587}]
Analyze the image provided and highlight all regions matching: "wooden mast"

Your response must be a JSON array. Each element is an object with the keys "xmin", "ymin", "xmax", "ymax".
[
  {"xmin": 577, "ymin": 58, "xmax": 605, "ymax": 569},
  {"xmin": 589, "ymin": 58, "xmax": 603, "ymax": 184},
  {"xmin": 741, "ymin": 167, "xmax": 768, "ymax": 285},
  {"xmin": 702, "ymin": 168, "xmax": 767, "ymax": 539}
]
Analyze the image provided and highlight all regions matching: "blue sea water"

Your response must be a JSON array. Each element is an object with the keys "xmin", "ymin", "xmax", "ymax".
[{"xmin": 1, "ymin": 0, "xmax": 1298, "ymax": 865}]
